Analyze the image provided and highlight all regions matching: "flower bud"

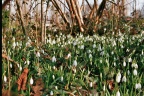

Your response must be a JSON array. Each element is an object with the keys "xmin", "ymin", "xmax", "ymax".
[
  {"xmin": 116, "ymin": 72, "xmax": 121, "ymax": 83},
  {"xmin": 30, "ymin": 77, "xmax": 34, "ymax": 85},
  {"xmin": 116, "ymin": 90, "xmax": 120, "ymax": 96},
  {"xmin": 133, "ymin": 69, "xmax": 137, "ymax": 76}
]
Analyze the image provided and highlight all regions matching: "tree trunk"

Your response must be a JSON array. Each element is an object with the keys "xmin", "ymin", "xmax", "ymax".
[
  {"xmin": 51, "ymin": 0, "xmax": 70, "ymax": 27},
  {"xmin": 41, "ymin": 0, "xmax": 45, "ymax": 43},
  {"xmin": 70, "ymin": 0, "xmax": 84, "ymax": 32},
  {"xmin": 16, "ymin": 0, "xmax": 27, "ymax": 40}
]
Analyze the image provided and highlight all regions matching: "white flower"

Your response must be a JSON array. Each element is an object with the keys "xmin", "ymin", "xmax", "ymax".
[
  {"xmin": 131, "ymin": 63, "xmax": 138, "ymax": 69},
  {"xmin": 30, "ymin": 77, "xmax": 34, "ymax": 85},
  {"xmin": 52, "ymin": 75, "xmax": 55, "ymax": 80},
  {"xmin": 104, "ymin": 28, "xmax": 106, "ymax": 31},
  {"xmin": 98, "ymin": 44, "xmax": 102, "ymax": 51},
  {"xmin": 93, "ymin": 44, "xmax": 96, "ymax": 48},
  {"xmin": 128, "ymin": 57, "xmax": 132, "ymax": 62},
  {"xmin": 41, "ymin": 49, "xmax": 44, "ymax": 54},
  {"xmin": 89, "ymin": 82, "xmax": 93, "ymax": 87},
  {"xmin": 113, "ymin": 41, "xmax": 116, "ymax": 46},
  {"xmin": 36, "ymin": 51, "xmax": 40, "ymax": 57},
  {"xmin": 67, "ymin": 53, "xmax": 71, "ymax": 58},
  {"xmin": 135, "ymin": 83, "xmax": 141, "ymax": 89},
  {"xmin": 4, "ymin": 75, "xmax": 7, "ymax": 82},
  {"xmin": 133, "ymin": 69, "xmax": 137, "ymax": 76},
  {"xmin": 103, "ymin": 85, "xmax": 106, "ymax": 91},
  {"xmin": 127, "ymin": 70, "xmax": 130, "ymax": 75},
  {"xmin": 52, "ymin": 56, "xmax": 56, "ymax": 62},
  {"xmin": 61, "ymin": 76, "xmax": 63, "ymax": 82},
  {"xmin": 80, "ymin": 45, "xmax": 84, "ymax": 49},
  {"xmin": 116, "ymin": 72, "xmax": 121, "ymax": 83},
  {"xmin": 122, "ymin": 76, "xmax": 126, "ymax": 82},
  {"xmin": 116, "ymin": 90, "xmax": 120, "ymax": 96},
  {"xmin": 89, "ymin": 54, "xmax": 92, "ymax": 59},
  {"xmin": 114, "ymin": 62, "xmax": 116, "ymax": 66},
  {"xmin": 73, "ymin": 60, "xmax": 77, "ymax": 67},
  {"xmin": 87, "ymin": 49, "xmax": 92, "ymax": 53},
  {"xmin": 123, "ymin": 61, "xmax": 126, "ymax": 67},
  {"xmin": 10, "ymin": 63, "xmax": 12, "ymax": 68},
  {"xmin": 55, "ymin": 86, "xmax": 58, "ymax": 90},
  {"xmin": 73, "ymin": 68, "xmax": 77, "ymax": 73},
  {"xmin": 27, "ymin": 60, "xmax": 30, "ymax": 65},
  {"xmin": 20, "ymin": 66, "xmax": 22, "ymax": 71},
  {"xmin": 73, "ymin": 41, "xmax": 77, "ymax": 46},
  {"xmin": 50, "ymin": 91, "xmax": 53, "ymax": 95},
  {"xmin": 12, "ymin": 42, "xmax": 16, "ymax": 48}
]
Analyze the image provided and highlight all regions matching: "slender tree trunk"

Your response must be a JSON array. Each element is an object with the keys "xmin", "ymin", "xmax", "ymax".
[
  {"xmin": 44, "ymin": 1, "xmax": 50, "ymax": 44},
  {"xmin": 51, "ymin": 0, "xmax": 70, "ymax": 27},
  {"xmin": 41, "ymin": 0, "xmax": 44, "ymax": 43},
  {"xmin": 16, "ymin": 0, "xmax": 27, "ymax": 40}
]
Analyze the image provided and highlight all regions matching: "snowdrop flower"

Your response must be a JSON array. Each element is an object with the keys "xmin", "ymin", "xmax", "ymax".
[
  {"xmin": 116, "ymin": 90, "xmax": 120, "ymax": 96},
  {"xmin": 100, "ymin": 59, "xmax": 102, "ymax": 63},
  {"xmin": 128, "ymin": 57, "xmax": 132, "ymax": 62},
  {"xmin": 89, "ymin": 82, "xmax": 93, "ymax": 87},
  {"xmin": 142, "ymin": 50, "xmax": 143, "ymax": 55},
  {"xmin": 127, "ymin": 70, "xmax": 130, "ymax": 75},
  {"xmin": 10, "ymin": 63, "xmax": 12, "ymax": 68},
  {"xmin": 26, "ymin": 39, "xmax": 31, "ymax": 47},
  {"xmin": 67, "ymin": 53, "xmax": 71, "ymax": 58},
  {"xmin": 12, "ymin": 42, "xmax": 16, "ymax": 48},
  {"xmin": 98, "ymin": 44, "xmax": 102, "ymax": 51},
  {"xmin": 87, "ymin": 49, "xmax": 92, "ymax": 53},
  {"xmin": 53, "ymin": 66, "xmax": 56, "ymax": 70},
  {"xmin": 113, "ymin": 62, "xmax": 116, "ymax": 66},
  {"xmin": 27, "ymin": 60, "xmax": 30, "ymax": 65},
  {"xmin": 122, "ymin": 75, "xmax": 126, "ymax": 82},
  {"xmin": 111, "ymin": 51, "xmax": 114, "ymax": 55},
  {"xmin": 50, "ymin": 91, "xmax": 53, "ymax": 96},
  {"xmin": 41, "ymin": 49, "xmax": 44, "ymax": 54},
  {"xmin": 19, "ymin": 66, "xmax": 22, "ymax": 71},
  {"xmin": 103, "ymin": 85, "xmax": 106, "ymax": 91},
  {"xmin": 73, "ymin": 41, "xmax": 77, "ymax": 46},
  {"xmin": 133, "ymin": 69, "xmax": 137, "ymax": 76},
  {"xmin": 112, "ymin": 41, "xmax": 116, "ymax": 46},
  {"xmin": 73, "ymin": 68, "xmax": 77, "ymax": 73},
  {"xmin": 80, "ymin": 45, "xmax": 84, "ymax": 49},
  {"xmin": 135, "ymin": 83, "xmax": 141, "ymax": 89},
  {"xmin": 16, "ymin": 42, "xmax": 19, "ymax": 46},
  {"xmin": 93, "ymin": 44, "xmax": 96, "ymax": 48},
  {"xmin": 30, "ymin": 77, "xmax": 34, "ymax": 85},
  {"xmin": 104, "ymin": 28, "xmax": 106, "ymax": 31},
  {"xmin": 55, "ymin": 86, "xmax": 58, "ymax": 90},
  {"xmin": 131, "ymin": 63, "xmax": 138, "ymax": 69},
  {"xmin": 52, "ymin": 75, "xmax": 55, "ymax": 80},
  {"xmin": 126, "ymin": 49, "xmax": 129, "ymax": 52},
  {"xmin": 52, "ymin": 56, "xmax": 56, "ymax": 62},
  {"xmin": 36, "ymin": 51, "xmax": 40, "ymax": 57},
  {"xmin": 123, "ymin": 60, "xmax": 126, "ymax": 67},
  {"xmin": 116, "ymin": 71, "xmax": 121, "ymax": 83},
  {"xmin": 61, "ymin": 76, "xmax": 63, "ymax": 82},
  {"xmin": 73, "ymin": 60, "xmax": 77, "ymax": 67},
  {"xmin": 12, "ymin": 37, "xmax": 15, "ymax": 41},
  {"xmin": 89, "ymin": 54, "xmax": 92, "ymax": 59},
  {"xmin": 4, "ymin": 75, "xmax": 7, "ymax": 82}
]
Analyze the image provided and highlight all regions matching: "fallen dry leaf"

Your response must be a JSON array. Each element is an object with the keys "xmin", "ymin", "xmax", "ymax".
[
  {"xmin": 31, "ymin": 78, "xmax": 44, "ymax": 96},
  {"xmin": 17, "ymin": 68, "xmax": 29, "ymax": 91}
]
